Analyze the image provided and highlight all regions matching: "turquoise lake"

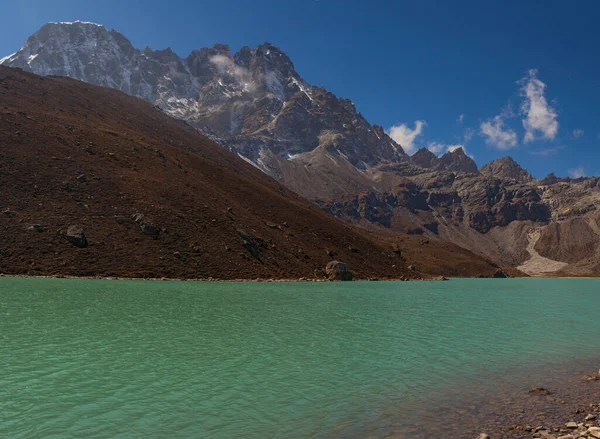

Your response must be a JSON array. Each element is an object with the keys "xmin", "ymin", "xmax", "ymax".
[{"xmin": 1, "ymin": 277, "xmax": 600, "ymax": 438}]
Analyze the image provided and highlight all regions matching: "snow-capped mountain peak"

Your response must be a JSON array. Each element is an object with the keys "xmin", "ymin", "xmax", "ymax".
[{"xmin": 1, "ymin": 21, "xmax": 413, "ymax": 177}]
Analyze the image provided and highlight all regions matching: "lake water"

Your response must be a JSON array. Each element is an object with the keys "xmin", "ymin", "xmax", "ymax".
[{"xmin": 1, "ymin": 277, "xmax": 600, "ymax": 438}]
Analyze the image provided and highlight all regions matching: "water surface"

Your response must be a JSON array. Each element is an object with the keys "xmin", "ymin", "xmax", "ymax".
[{"xmin": 1, "ymin": 278, "xmax": 600, "ymax": 438}]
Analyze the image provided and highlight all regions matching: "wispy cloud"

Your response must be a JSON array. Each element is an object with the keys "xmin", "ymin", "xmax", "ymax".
[
  {"xmin": 458, "ymin": 114, "xmax": 465, "ymax": 123},
  {"xmin": 447, "ymin": 144, "xmax": 473, "ymax": 158},
  {"xmin": 463, "ymin": 127, "xmax": 475, "ymax": 143},
  {"xmin": 530, "ymin": 145, "xmax": 566, "ymax": 157},
  {"xmin": 447, "ymin": 144, "xmax": 465, "ymax": 153},
  {"xmin": 568, "ymin": 166, "xmax": 586, "ymax": 178},
  {"xmin": 573, "ymin": 128, "xmax": 584, "ymax": 139},
  {"xmin": 519, "ymin": 69, "xmax": 558, "ymax": 143},
  {"xmin": 210, "ymin": 54, "xmax": 257, "ymax": 92},
  {"xmin": 427, "ymin": 141, "xmax": 445, "ymax": 155},
  {"xmin": 427, "ymin": 142, "xmax": 472, "ymax": 158},
  {"xmin": 387, "ymin": 120, "xmax": 427, "ymax": 155},
  {"xmin": 480, "ymin": 114, "xmax": 518, "ymax": 149}
]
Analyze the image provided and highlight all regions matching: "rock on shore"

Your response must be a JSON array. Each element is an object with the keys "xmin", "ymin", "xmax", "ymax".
[{"xmin": 325, "ymin": 261, "xmax": 353, "ymax": 281}]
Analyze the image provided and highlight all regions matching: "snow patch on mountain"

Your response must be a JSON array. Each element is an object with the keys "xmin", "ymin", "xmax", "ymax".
[
  {"xmin": 49, "ymin": 20, "xmax": 103, "ymax": 26},
  {"xmin": 0, "ymin": 53, "xmax": 16, "ymax": 64}
]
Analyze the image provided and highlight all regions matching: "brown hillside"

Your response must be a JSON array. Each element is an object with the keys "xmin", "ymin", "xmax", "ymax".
[{"xmin": 0, "ymin": 67, "xmax": 500, "ymax": 279}]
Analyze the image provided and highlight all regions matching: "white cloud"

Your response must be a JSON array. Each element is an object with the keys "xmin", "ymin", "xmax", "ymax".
[
  {"xmin": 447, "ymin": 144, "xmax": 465, "ymax": 153},
  {"xmin": 530, "ymin": 145, "xmax": 566, "ymax": 157},
  {"xmin": 387, "ymin": 120, "xmax": 427, "ymax": 155},
  {"xmin": 426, "ymin": 142, "xmax": 472, "ymax": 158},
  {"xmin": 519, "ymin": 69, "xmax": 558, "ymax": 143},
  {"xmin": 480, "ymin": 115, "xmax": 518, "ymax": 149},
  {"xmin": 211, "ymin": 54, "xmax": 244, "ymax": 77},
  {"xmin": 568, "ymin": 166, "xmax": 586, "ymax": 178},
  {"xmin": 210, "ymin": 54, "xmax": 257, "ymax": 92},
  {"xmin": 463, "ymin": 127, "xmax": 475, "ymax": 143},
  {"xmin": 573, "ymin": 128, "xmax": 584, "ymax": 139},
  {"xmin": 458, "ymin": 114, "xmax": 465, "ymax": 123},
  {"xmin": 427, "ymin": 142, "xmax": 446, "ymax": 154},
  {"xmin": 447, "ymin": 144, "xmax": 474, "ymax": 159}
]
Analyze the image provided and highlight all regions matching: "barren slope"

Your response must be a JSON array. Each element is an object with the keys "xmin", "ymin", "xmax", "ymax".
[{"xmin": 0, "ymin": 67, "xmax": 502, "ymax": 279}]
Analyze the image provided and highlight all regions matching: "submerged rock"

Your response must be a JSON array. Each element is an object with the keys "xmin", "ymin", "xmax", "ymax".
[
  {"xmin": 325, "ymin": 261, "xmax": 352, "ymax": 281},
  {"xmin": 528, "ymin": 387, "xmax": 551, "ymax": 395}
]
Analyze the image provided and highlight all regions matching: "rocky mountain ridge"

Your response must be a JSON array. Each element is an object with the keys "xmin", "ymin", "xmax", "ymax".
[
  {"xmin": 480, "ymin": 157, "xmax": 534, "ymax": 184},
  {"xmin": 0, "ymin": 21, "xmax": 475, "ymax": 178},
  {"xmin": 3, "ymin": 21, "xmax": 600, "ymax": 276}
]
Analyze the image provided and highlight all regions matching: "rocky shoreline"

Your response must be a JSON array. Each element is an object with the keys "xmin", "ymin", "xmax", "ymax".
[
  {"xmin": 473, "ymin": 371, "xmax": 600, "ymax": 439},
  {"xmin": 478, "ymin": 410, "xmax": 600, "ymax": 439},
  {"xmin": 388, "ymin": 363, "xmax": 600, "ymax": 439},
  {"xmin": 0, "ymin": 273, "xmax": 448, "ymax": 283}
]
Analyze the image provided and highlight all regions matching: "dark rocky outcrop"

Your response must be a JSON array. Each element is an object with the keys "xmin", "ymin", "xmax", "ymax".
[
  {"xmin": 320, "ymin": 171, "xmax": 551, "ymax": 235},
  {"xmin": 237, "ymin": 229, "xmax": 263, "ymax": 260},
  {"xmin": 325, "ymin": 261, "xmax": 353, "ymax": 281},
  {"xmin": 492, "ymin": 269, "xmax": 509, "ymax": 278},
  {"xmin": 132, "ymin": 213, "xmax": 159, "ymax": 238},
  {"xmin": 66, "ymin": 225, "xmax": 87, "ymax": 248}
]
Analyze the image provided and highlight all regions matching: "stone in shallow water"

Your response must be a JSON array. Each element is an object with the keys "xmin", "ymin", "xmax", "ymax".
[
  {"xmin": 565, "ymin": 421, "xmax": 577, "ymax": 429},
  {"xmin": 476, "ymin": 434, "xmax": 490, "ymax": 439},
  {"xmin": 529, "ymin": 387, "xmax": 551, "ymax": 395}
]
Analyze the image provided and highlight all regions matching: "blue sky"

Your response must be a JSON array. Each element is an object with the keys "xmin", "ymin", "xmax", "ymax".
[{"xmin": 1, "ymin": 0, "xmax": 599, "ymax": 178}]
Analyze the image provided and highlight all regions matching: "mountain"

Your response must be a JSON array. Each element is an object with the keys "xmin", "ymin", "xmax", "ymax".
[
  {"xmin": 4, "ymin": 21, "xmax": 600, "ymax": 277},
  {"xmin": 0, "ymin": 22, "xmax": 476, "ymax": 182},
  {"xmin": 0, "ymin": 21, "xmax": 408, "ymax": 175},
  {"xmin": 411, "ymin": 148, "xmax": 439, "ymax": 169},
  {"xmin": 409, "ymin": 147, "xmax": 478, "ymax": 173},
  {"xmin": 480, "ymin": 157, "xmax": 533, "ymax": 184},
  {"xmin": 0, "ymin": 66, "xmax": 507, "ymax": 279}
]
